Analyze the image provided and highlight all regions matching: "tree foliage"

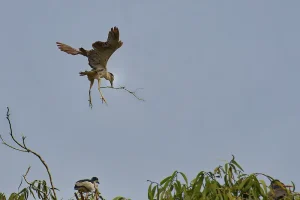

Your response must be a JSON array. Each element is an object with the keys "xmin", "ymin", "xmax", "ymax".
[
  {"xmin": 1, "ymin": 108, "xmax": 299, "ymax": 200},
  {"xmin": 147, "ymin": 155, "xmax": 300, "ymax": 200}
]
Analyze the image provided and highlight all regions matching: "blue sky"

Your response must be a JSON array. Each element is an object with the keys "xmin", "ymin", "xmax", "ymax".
[{"xmin": 0, "ymin": 1, "xmax": 300, "ymax": 199}]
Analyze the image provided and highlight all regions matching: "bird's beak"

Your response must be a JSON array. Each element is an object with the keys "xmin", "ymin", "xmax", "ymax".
[{"xmin": 110, "ymin": 81, "xmax": 113, "ymax": 88}]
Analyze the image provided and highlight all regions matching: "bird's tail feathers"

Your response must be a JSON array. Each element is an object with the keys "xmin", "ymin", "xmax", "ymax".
[{"xmin": 56, "ymin": 42, "xmax": 84, "ymax": 56}]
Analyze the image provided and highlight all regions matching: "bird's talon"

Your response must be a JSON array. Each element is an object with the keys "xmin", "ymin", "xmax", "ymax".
[{"xmin": 100, "ymin": 97, "xmax": 108, "ymax": 105}]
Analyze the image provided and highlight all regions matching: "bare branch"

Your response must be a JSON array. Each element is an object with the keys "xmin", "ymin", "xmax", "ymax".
[
  {"xmin": 101, "ymin": 86, "xmax": 145, "ymax": 101},
  {"xmin": 0, "ymin": 135, "xmax": 27, "ymax": 152},
  {"xmin": 1, "ymin": 107, "xmax": 58, "ymax": 200},
  {"xmin": 24, "ymin": 166, "xmax": 31, "ymax": 177},
  {"xmin": 22, "ymin": 136, "xmax": 28, "ymax": 150},
  {"xmin": 88, "ymin": 86, "xmax": 145, "ymax": 108},
  {"xmin": 18, "ymin": 176, "xmax": 23, "ymax": 192},
  {"xmin": 29, "ymin": 150, "xmax": 57, "ymax": 199},
  {"xmin": 5, "ymin": 107, "xmax": 26, "ymax": 149}
]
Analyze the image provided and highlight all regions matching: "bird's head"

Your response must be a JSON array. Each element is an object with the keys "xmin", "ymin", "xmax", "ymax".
[
  {"xmin": 108, "ymin": 72, "xmax": 114, "ymax": 88},
  {"xmin": 91, "ymin": 177, "xmax": 100, "ymax": 184}
]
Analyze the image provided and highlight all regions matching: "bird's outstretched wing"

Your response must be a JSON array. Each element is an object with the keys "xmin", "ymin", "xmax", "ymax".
[
  {"xmin": 56, "ymin": 42, "xmax": 88, "ymax": 57},
  {"xmin": 91, "ymin": 27, "xmax": 123, "ymax": 67}
]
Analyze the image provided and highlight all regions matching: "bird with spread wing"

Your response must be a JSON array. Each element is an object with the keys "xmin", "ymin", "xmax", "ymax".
[{"xmin": 56, "ymin": 26, "xmax": 123, "ymax": 107}]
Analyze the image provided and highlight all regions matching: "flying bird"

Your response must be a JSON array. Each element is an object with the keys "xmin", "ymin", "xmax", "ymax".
[
  {"xmin": 74, "ymin": 177, "xmax": 100, "ymax": 195},
  {"xmin": 56, "ymin": 26, "xmax": 123, "ymax": 106}
]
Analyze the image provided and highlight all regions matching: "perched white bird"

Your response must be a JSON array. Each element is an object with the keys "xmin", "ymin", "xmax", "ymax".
[{"xmin": 74, "ymin": 177, "xmax": 100, "ymax": 193}]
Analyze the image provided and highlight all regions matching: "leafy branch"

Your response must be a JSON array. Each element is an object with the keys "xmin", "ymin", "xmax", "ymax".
[
  {"xmin": 20, "ymin": 166, "xmax": 57, "ymax": 200},
  {"xmin": 0, "ymin": 107, "xmax": 58, "ymax": 200},
  {"xmin": 147, "ymin": 155, "xmax": 299, "ymax": 200}
]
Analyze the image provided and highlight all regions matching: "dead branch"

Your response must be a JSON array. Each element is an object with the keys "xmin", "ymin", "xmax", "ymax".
[
  {"xmin": 0, "ymin": 107, "xmax": 57, "ymax": 200},
  {"xmin": 89, "ymin": 86, "xmax": 145, "ymax": 109},
  {"xmin": 100, "ymin": 86, "xmax": 145, "ymax": 102}
]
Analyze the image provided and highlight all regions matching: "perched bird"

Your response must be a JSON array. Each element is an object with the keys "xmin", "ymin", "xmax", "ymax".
[
  {"xmin": 56, "ymin": 26, "xmax": 123, "ymax": 106},
  {"xmin": 268, "ymin": 180, "xmax": 289, "ymax": 200},
  {"xmin": 74, "ymin": 177, "xmax": 100, "ymax": 193}
]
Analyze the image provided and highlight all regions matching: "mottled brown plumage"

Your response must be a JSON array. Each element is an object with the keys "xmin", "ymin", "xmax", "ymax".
[
  {"xmin": 56, "ymin": 27, "xmax": 123, "ymax": 107},
  {"xmin": 268, "ymin": 180, "xmax": 289, "ymax": 200}
]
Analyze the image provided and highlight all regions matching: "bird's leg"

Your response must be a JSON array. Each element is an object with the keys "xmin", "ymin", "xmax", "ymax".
[
  {"xmin": 94, "ymin": 187, "xmax": 100, "ymax": 200},
  {"xmin": 89, "ymin": 79, "xmax": 94, "ymax": 109},
  {"xmin": 97, "ymin": 78, "xmax": 108, "ymax": 105},
  {"xmin": 74, "ymin": 192, "xmax": 79, "ymax": 200},
  {"xmin": 79, "ymin": 192, "xmax": 84, "ymax": 200}
]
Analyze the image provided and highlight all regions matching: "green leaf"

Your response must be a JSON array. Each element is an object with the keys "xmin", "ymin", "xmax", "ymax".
[
  {"xmin": 291, "ymin": 181, "xmax": 296, "ymax": 192},
  {"xmin": 244, "ymin": 179, "xmax": 253, "ymax": 192},
  {"xmin": 195, "ymin": 171, "xmax": 205, "ymax": 182},
  {"xmin": 25, "ymin": 189, "xmax": 28, "ymax": 200},
  {"xmin": 0, "ymin": 193, "xmax": 6, "ymax": 200},
  {"xmin": 229, "ymin": 163, "xmax": 237, "ymax": 174},
  {"xmin": 191, "ymin": 183, "xmax": 201, "ymax": 199},
  {"xmin": 210, "ymin": 182, "xmax": 217, "ymax": 194},
  {"xmin": 224, "ymin": 163, "xmax": 229, "ymax": 173},
  {"xmin": 28, "ymin": 187, "xmax": 36, "ymax": 199},
  {"xmin": 183, "ymin": 187, "xmax": 191, "ymax": 200},
  {"xmin": 8, "ymin": 193, "xmax": 18, "ymax": 200},
  {"xmin": 174, "ymin": 180, "xmax": 182, "ymax": 194},
  {"xmin": 148, "ymin": 183, "xmax": 153, "ymax": 200},
  {"xmin": 259, "ymin": 180, "xmax": 268, "ymax": 195},
  {"xmin": 184, "ymin": 194, "xmax": 191, "ymax": 200},
  {"xmin": 170, "ymin": 171, "xmax": 178, "ymax": 182},
  {"xmin": 179, "ymin": 172, "xmax": 188, "ymax": 185},
  {"xmin": 224, "ymin": 175, "xmax": 229, "ymax": 187},
  {"xmin": 159, "ymin": 190, "xmax": 165, "ymax": 200},
  {"xmin": 194, "ymin": 175, "xmax": 204, "ymax": 192},
  {"xmin": 160, "ymin": 176, "xmax": 171, "ymax": 186},
  {"xmin": 17, "ymin": 195, "xmax": 22, "ymax": 200},
  {"xmin": 231, "ymin": 160, "xmax": 244, "ymax": 172},
  {"xmin": 37, "ymin": 181, "xmax": 42, "ymax": 199},
  {"xmin": 228, "ymin": 170, "xmax": 233, "ymax": 186},
  {"xmin": 20, "ymin": 188, "xmax": 29, "ymax": 200},
  {"xmin": 238, "ymin": 178, "xmax": 249, "ymax": 190},
  {"xmin": 151, "ymin": 185, "xmax": 157, "ymax": 199},
  {"xmin": 219, "ymin": 166, "xmax": 226, "ymax": 174},
  {"xmin": 162, "ymin": 180, "xmax": 171, "ymax": 191},
  {"xmin": 227, "ymin": 192, "xmax": 234, "ymax": 200},
  {"xmin": 192, "ymin": 173, "xmax": 204, "ymax": 193},
  {"xmin": 231, "ymin": 154, "xmax": 235, "ymax": 162},
  {"xmin": 169, "ymin": 185, "xmax": 174, "ymax": 192},
  {"xmin": 223, "ymin": 193, "xmax": 228, "ymax": 200},
  {"xmin": 112, "ymin": 197, "xmax": 127, "ymax": 200},
  {"xmin": 50, "ymin": 193, "xmax": 55, "ymax": 200}
]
